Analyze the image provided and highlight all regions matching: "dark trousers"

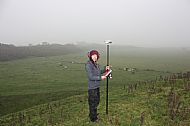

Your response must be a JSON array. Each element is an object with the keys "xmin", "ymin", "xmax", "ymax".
[{"xmin": 88, "ymin": 88, "xmax": 100, "ymax": 122}]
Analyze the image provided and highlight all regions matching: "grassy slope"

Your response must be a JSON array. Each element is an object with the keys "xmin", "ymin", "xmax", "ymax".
[
  {"xmin": 0, "ymin": 55, "xmax": 87, "ymax": 116},
  {"xmin": 0, "ymin": 47, "xmax": 190, "ymax": 125},
  {"xmin": 1, "ymin": 81, "xmax": 190, "ymax": 126}
]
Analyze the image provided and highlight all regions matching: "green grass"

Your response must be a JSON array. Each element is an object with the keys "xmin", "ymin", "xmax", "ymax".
[
  {"xmin": 0, "ymin": 49, "xmax": 190, "ymax": 125},
  {"xmin": 0, "ymin": 55, "xmax": 87, "ymax": 116},
  {"xmin": 1, "ymin": 81, "xmax": 190, "ymax": 125}
]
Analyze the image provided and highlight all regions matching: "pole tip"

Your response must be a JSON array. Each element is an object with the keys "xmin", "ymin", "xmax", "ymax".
[{"xmin": 104, "ymin": 40, "xmax": 112, "ymax": 44}]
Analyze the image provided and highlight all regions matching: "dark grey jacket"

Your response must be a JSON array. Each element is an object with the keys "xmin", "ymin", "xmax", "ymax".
[{"xmin": 85, "ymin": 60, "xmax": 105, "ymax": 90}]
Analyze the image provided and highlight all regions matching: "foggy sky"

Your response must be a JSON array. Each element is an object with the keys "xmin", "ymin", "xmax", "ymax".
[{"xmin": 0, "ymin": 0, "xmax": 190, "ymax": 47}]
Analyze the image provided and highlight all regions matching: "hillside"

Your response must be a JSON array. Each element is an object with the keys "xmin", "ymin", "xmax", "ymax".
[
  {"xmin": 0, "ymin": 43, "xmax": 82, "ymax": 61},
  {"xmin": 0, "ymin": 45, "xmax": 190, "ymax": 125},
  {"xmin": 1, "ymin": 76, "xmax": 190, "ymax": 125}
]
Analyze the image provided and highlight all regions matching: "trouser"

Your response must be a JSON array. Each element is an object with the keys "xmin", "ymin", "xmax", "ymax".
[{"xmin": 88, "ymin": 88, "xmax": 100, "ymax": 122}]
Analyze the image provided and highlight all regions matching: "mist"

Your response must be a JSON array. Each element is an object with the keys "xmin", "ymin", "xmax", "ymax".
[{"xmin": 0, "ymin": 0, "xmax": 190, "ymax": 47}]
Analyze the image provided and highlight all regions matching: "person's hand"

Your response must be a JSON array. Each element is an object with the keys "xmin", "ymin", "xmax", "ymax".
[{"xmin": 101, "ymin": 76, "xmax": 106, "ymax": 80}]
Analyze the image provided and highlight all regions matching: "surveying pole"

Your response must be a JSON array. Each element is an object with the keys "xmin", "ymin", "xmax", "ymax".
[{"xmin": 105, "ymin": 40, "xmax": 112, "ymax": 115}]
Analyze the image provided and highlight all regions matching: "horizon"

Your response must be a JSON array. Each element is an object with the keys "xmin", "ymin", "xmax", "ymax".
[{"xmin": 1, "ymin": 41, "xmax": 190, "ymax": 49}]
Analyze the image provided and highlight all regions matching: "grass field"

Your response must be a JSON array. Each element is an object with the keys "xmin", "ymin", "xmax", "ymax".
[{"xmin": 0, "ymin": 48, "xmax": 190, "ymax": 125}]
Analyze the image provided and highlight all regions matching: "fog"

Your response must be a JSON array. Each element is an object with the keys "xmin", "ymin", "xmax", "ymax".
[{"xmin": 0, "ymin": 0, "xmax": 190, "ymax": 47}]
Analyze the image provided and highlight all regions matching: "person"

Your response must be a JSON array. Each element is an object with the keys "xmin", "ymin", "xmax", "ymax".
[{"xmin": 85, "ymin": 50, "xmax": 110, "ymax": 122}]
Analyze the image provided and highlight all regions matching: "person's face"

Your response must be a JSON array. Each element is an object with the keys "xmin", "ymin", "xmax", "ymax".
[{"xmin": 91, "ymin": 54, "xmax": 98, "ymax": 62}]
